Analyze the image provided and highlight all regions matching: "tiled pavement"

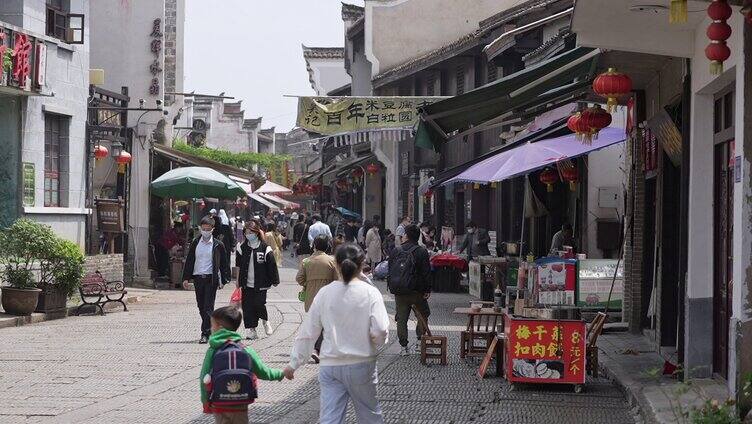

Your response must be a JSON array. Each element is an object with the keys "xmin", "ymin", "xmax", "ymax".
[{"xmin": 0, "ymin": 254, "xmax": 638, "ymax": 423}]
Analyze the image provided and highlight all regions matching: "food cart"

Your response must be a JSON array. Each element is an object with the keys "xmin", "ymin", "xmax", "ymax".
[{"xmin": 505, "ymin": 314, "xmax": 587, "ymax": 393}]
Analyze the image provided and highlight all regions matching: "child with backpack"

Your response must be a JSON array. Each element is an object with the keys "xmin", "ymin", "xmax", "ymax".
[{"xmin": 200, "ymin": 306, "xmax": 290, "ymax": 424}]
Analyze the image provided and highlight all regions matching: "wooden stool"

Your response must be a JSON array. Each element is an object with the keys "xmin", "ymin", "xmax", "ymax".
[
  {"xmin": 412, "ymin": 305, "xmax": 447, "ymax": 365},
  {"xmin": 461, "ymin": 313, "xmax": 499, "ymax": 358}
]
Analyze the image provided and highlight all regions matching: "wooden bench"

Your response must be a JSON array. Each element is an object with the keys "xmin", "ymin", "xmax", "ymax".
[
  {"xmin": 586, "ymin": 312, "xmax": 607, "ymax": 378},
  {"xmin": 411, "ymin": 305, "xmax": 447, "ymax": 366},
  {"xmin": 76, "ymin": 271, "xmax": 128, "ymax": 316}
]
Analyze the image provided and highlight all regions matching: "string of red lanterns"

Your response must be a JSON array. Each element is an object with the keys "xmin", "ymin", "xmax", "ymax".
[{"xmin": 706, "ymin": 0, "xmax": 732, "ymax": 75}]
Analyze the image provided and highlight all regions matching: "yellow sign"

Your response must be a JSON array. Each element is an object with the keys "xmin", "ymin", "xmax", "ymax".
[{"xmin": 296, "ymin": 96, "xmax": 446, "ymax": 135}]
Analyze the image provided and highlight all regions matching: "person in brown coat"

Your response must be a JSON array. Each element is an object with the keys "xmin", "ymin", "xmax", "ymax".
[{"xmin": 296, "ymin": 234, "xmax": 338, "ymax": 363}]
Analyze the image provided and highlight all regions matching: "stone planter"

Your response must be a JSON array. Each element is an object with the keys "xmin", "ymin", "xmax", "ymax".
[
  {"xmin": 1, "ymin": 287, "xmax": 42, "ymax": 315},
  {"xmin": 35, "ymin": 285, "xmax": 68, "ymax": 314}
]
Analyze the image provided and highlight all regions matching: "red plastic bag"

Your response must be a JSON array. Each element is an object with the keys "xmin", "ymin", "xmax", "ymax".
[{"xmin": 230, "ymin": 287, "xmax": 242, "ymax": 307}]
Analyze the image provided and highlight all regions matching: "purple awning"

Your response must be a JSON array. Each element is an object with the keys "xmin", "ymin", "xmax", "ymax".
[{"xmin": 443, "ymin": 126, "xmax": 626, "ymax": 185}]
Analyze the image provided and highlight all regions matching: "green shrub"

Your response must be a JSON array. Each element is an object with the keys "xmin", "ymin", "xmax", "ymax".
[
  {"xmin": 0, "ymin": 218, "xmax": 84, "ymax": 297},
  {"xmin": 4, "ymin": 267, "xmax": 36, "ymax": 289}
]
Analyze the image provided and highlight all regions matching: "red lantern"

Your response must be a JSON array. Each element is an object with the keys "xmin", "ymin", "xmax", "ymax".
[
  {"xmin": 562, "ymin": 167, "xmax": 579, "ymax": 191},
  {"xmin": 567, "ymin": 113, "xmax": 581, "ymax": 134},
  {"xmin": 116, "ymin": 150, "xmax": 132, "ymax": 173},
  {"xmin": 424, "ymin": 189, "xmax": 433, "ymax": 199},
  {"xmin": 366, "ymin": 163, "xmax": 380, "ymax": 176},
  {"xmin": 351, "ymin": 168, "xmax": 364, "ymax": 179},
  {"xmin": 539, "ymin": 168, "xmax": 558, "ymax": 193},
  {"xmin": 336, "ymin": 178, "xmax": 349, "ymax": 191},
  {"xmin": 94, "ymin": 144, "xmax": 108, "ymax": 161},
  {"xmin": 592, "ymin": 68, "xmax": 632, "ymax": 112},
  {"xmin": 578, "ymin": 104, "xmax": 612, "ymax": 144},
  {"xmin": 706, "ymin": 0, "xmax": 733, "ymax": 75}
]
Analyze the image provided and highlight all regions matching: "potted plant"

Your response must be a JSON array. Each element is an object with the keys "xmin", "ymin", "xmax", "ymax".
[
  {"xmin": 37, "ymin": 238, "xmax": 85, "ymax": 315},
  {"xmin": 1, "ymin": 267, "xmax": 40, "ymax": 315},
  {"xmin": 0, "ymin": 219, "xmax": 50, "ymax": 315}
]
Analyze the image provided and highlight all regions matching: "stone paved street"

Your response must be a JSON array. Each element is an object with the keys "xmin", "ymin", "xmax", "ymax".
[{"xmin": 0, "ymin": 256, "xmax": 639, "ymax": 423}]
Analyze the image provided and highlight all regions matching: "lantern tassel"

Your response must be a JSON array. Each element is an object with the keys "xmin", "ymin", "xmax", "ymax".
[
  {"xmin": 546, "ymin": 184, "xmax": 553, "ymax": 193},
  {"xmin": 118, "ymin": 163, "xmax": 126, "ymax": 174},
  {"xmin": 670, "ymin": 0, "xmax": 687, "ymax": 24},
  {"xmin": 710, "ymin": 60, "xmax": 724, "ymax": 75},
  {"xmin": 606, "ymin": 97, "xmax": 618, "ymax": 113},
  {"xmin": 569, "ymin": 182, "xmax": 577, "ymax": 192}
]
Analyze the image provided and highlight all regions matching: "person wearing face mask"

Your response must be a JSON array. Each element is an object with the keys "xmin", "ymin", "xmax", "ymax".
[
  {"xmin": 182, "ymin": 216, "xmax": 230, "ymax": 344},
  {"xmin": 236, "ymin": 221, "xmax": 280, "ymax": 340},
  {"xmin": 458, "ymin": 221, "xmax": 490, "ymax": 260}
]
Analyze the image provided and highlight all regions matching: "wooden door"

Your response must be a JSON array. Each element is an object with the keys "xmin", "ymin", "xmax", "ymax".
[
  {"xmin": 712, "ymin": 86, "xmax": 734, "ymax": 379},
  {"xmin": 712, "ymin": 140, "xmax": 733, "ymax": 378}
]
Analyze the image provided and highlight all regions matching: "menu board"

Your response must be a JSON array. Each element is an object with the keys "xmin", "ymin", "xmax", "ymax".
[
  {"xmin": 576, "ymin": 259, "xmax": 624, "ymax": 309},
  {"xmin": 505, "ymin": 316, "xmax": 586, "ymax": 385},
  {"xmin": 536, "ymin": 258, "xmax": 577, "ymax": 305},
  {"xmin": 468, "ymin": 261, "xmax": 482, "ymax": 298}
]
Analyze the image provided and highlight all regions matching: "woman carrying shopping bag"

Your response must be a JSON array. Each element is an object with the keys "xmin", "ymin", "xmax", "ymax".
[{"xmin": 236, "ymin": 220, "xmax": 279, "ymax": 340}]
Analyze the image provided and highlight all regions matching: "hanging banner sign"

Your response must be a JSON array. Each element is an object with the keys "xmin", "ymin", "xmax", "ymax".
[{"xmin": 297, "ymin": 96, "xmax": 446, "ymax": 135}]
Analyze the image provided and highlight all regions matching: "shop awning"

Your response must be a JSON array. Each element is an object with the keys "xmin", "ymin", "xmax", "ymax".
[
  {"xmin": 254, "ymin": 180, "xmax": 293, "ymax": 195},
  {"xmin": 303, "ymin": 163, "xmax": 336, "ymax": 183},
  {"xmin": 416, "ymin": 47, "xmax": 600, "ymax": 151},
  {"xmin": 152, "ymin": 144, "xmax": 254, "ymax": 180},
  {"xmin": 443, "ymin": 126, "xmax": 626, "ymax": 185},
  {"xmin": 260, "ymin": 194, "xmax": 300, "ymax": 210},
  {"xmin": 429, "ymin": 116, "xmax": 572, "ymax": 189},
  {"xmin": 249, "ymin": 193, "xmax": 280, "ymax": 211},
  {"xmin": 334, "ymin": 154, "xmax": 375, "ymax": 178}
]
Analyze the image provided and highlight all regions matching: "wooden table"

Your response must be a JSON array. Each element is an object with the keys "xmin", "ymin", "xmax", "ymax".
[{"xmin": 453, "ymin": 307, "xmax": 505, "ymax": 358}]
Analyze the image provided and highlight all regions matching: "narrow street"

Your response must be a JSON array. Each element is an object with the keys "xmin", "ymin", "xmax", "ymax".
[{"xmin": 1, "ymin": 257, "xmax": 637, "ymax": 424}]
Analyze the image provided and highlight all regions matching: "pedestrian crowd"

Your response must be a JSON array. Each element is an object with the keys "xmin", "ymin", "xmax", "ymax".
[{"xmin": 182, "ymin": 204, "xmax": 445, "ymax": 423}]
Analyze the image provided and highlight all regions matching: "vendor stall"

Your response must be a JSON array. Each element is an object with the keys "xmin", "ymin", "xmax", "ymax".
[
  {"xmin": 430, "ymin": 253, "xmax": 467, "ymax": 292},
  {"xmin": 505, "ymin": 315, "xmax": 587, "ymax": 392}
]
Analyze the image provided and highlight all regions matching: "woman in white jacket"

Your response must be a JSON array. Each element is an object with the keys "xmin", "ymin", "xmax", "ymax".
[{"xmin": 284, "ymin": 243, "xmax": 389, "ymax": 424}]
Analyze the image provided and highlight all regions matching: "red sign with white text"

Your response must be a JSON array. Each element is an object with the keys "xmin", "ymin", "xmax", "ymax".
[{"xmin": 505, "ymin": 316, "xmax": 586, "ymax": 385}]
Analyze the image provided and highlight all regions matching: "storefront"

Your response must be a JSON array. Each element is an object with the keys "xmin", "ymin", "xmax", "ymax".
[{"xmin": 571, "ymin": 0, "xmax": 752, "ymax": 402}]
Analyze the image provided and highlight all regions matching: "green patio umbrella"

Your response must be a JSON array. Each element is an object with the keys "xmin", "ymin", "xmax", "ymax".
[{"xmin": 150, "ymin": 166, "xmax": 247, "ymax": 199}]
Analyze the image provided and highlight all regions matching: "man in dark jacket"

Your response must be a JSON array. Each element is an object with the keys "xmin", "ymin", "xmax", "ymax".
[
  {"xmin": 236, "ymin": 221, "xmax": 280, "ymax": 340},
  {"xmin": 387, "ymin": 224, "xmax": 432, "ymax": 356},
  {"xmin": 182, "ymin": 216, "xmax": 230, "ymax": 343},
  {"xmin": 459, "ymin": 221, "xmax": 491, "ymax": 260}
]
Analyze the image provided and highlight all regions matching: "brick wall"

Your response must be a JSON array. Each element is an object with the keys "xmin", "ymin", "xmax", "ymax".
[
  {"xmin": 623, "ymin": 132, "xmax": 644, "ymax": 334},
  {"xmin": 84, "ymin": 254, "xmax": 125, "ymax": 283}
]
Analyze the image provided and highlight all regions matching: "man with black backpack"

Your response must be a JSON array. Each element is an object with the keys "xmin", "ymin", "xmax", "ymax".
[
  {"xmin": 200, "ymin": 306, "xmax": 289, "ymax": 423},
  {"xmin": 387, "ymin": 224, "xmax": 432, "ymax": 356}
]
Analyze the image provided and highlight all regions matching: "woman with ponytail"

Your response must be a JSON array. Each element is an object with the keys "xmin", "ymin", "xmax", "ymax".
[{"xmin": 284, "ymin": 243, "xmax": 389, "ymax": 424}]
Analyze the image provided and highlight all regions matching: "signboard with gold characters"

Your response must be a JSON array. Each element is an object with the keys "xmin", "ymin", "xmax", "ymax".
[
  {"xmin": 505, "ymin": 317, "xmax": 586, "ymax": 385},
  {"xmin": 296, "ymin": 96, "xmax": 446, "ymax": 135}
]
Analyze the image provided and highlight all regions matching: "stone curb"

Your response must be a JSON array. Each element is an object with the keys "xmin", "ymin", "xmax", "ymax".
[
  {"xmin": 0, "ymin": 289, "xmax": 157, "ymax": 329},
  {"xmin": 598, "ymin": 357, "xmax": 653, "ymax": 424}
]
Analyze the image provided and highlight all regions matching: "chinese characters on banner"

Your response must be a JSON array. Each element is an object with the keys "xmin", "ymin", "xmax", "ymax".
[
  {"xmin": 505, "ymin": 317, "xmax": 586, "ymax": 385},
  {"xmin": 296, "ymin": 96, "xmax": 446, "ymax": 135}
]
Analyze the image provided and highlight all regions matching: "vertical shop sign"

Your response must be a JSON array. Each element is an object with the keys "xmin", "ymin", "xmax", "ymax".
[{"xmin": 148, "ymin": 18, "xmax": 163, "ymax": 95}]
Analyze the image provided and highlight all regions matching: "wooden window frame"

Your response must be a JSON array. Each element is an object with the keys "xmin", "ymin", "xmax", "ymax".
[{"xmin": 46, "ymin": 2, "xmax": 85, "ymax": 44}]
